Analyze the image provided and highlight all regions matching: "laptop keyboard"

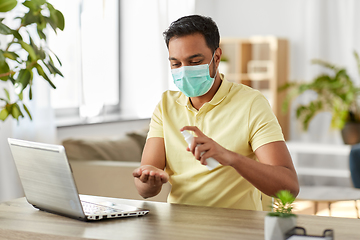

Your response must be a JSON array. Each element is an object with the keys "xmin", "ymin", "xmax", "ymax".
[{"xmin": 81, "ymin": 200, "xmax": 119, "ymax": 215}]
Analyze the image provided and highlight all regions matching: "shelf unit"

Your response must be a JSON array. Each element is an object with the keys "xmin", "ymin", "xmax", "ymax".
[{"xmin": 220, "ymin": 36, "xmax": 289, "ymax": 139}]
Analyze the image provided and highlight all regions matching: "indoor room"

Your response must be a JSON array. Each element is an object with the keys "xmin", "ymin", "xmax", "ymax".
[{"xmin": 1, "ymin": 0, "xmax": 360, "ymax": 239}]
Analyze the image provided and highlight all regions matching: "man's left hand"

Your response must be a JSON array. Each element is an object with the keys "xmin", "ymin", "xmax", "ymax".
[{"xmin": 180, "ymin": 126, "xmax": 236, "ymax": 167}]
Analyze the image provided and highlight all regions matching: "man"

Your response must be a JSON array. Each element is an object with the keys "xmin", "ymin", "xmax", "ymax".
[{"xmin": 133, "ymin": 15, "xmax": 299, "ymax": 210}]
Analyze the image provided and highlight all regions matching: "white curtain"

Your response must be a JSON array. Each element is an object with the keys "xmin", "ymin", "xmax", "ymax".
[{"xmin": 120, "ymin": 0, "xmax": 195, "ymax": 118}]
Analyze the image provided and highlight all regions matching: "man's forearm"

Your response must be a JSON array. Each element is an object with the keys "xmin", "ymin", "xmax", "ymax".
[
  {"xmin": 229, "ymin": 152, "xmax": 299, "ymax": 197},
  {"xmin": 134, "ymin": 178, "xmax": 163, "ymax": 199}
]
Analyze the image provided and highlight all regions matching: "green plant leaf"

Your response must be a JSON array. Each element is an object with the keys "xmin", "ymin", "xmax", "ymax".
[
  {"xmin": 17, "ymin": 69, "xmax": 31, "ymax": 92},
  {"xmin": 45, "ymin": 16, "xmax": 57, "ymax": 33},
  {"xmin": 48, "ymin": 61, "xmax": 63, "ymax": 77},
  {"xmin": 0, "ymin": 62, "xmax": 10, "ymax": 81},
  {"xmin": 35, "ymin": 64, "xmax": 56, "ymax": 89},
  {"xmin": 0, "ymin": 108, "xmax": 9, "ymax": 121},
  {"xmin": 0, "ymin": 50, "xmax": 5, "ymax": 63},
  {"xmin": 34, "ymin": 0, "xmax": 46, "ymax": 5},
  {"xmin": 18, "ymin": 91, "xmax": 23, "ymax": 101},
  {"xmin": 4, "ymin": 88, "xmax": 10, "ymax": 101},
  {"xmin": 22, "ymin": 10, "xmax": 40, "ymax": 26},
  {"xmin": 29, "ymin": 85, "xmax": 32, "ymax": 100},
  {"xmin": 55, "ymin": 10, "xmax": 65, "ymax": 31},
  {"xmin": 311, "ymin": 59, "xmax": 338, "ymax": 70},
  {"xmin": 22, "ymin": 0, "xmax": 37, "ymax": 10},
  {"xmin": 49, "ymin": 49, "xmax": 62, "ymax": 66},
  {"xmin": 29, "ymin": 36, "xmax": 40, "ymax": 57},
  {"xmin": 0, "ymin": 21, "xmax": 12, "ymax": 34},
  {"xmin": 3, "ymin": 51, "xmax": 19, "ymax": 61},
  {"xmin": 11, "ymin": 103, "xmax": 24, "ymax": 120},
  {"xmin": 22, "ymin": 103, "xmax": 32, "ymax": 120},
  {"xmin": 19, "ymin": 40, "xmax": 37, "ymax": 61},
  {"xmin": 0, "ymin": 0, "xmax": 17, "ymax": 12},
  {"xmin": 37, "ymin": 28, "xmax": 46, "ymax": 40},
  {"xmin": 11, "ymin": 29, "xmax": 22, "ymax": 41}
]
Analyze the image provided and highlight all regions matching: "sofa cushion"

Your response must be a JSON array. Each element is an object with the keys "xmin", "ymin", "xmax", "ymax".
[
  {"xmin": 62, "ymin": 136, "xmax": 142, "ymax": 162},
  {"xmin": 126, "ymin": 130, "xmax": 148, "ymax": 151}
]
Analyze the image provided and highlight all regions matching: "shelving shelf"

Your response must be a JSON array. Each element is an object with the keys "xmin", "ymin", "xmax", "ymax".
[{"xmin": 220, "ymin": 36, "xmax": 289, "ymax": 139}]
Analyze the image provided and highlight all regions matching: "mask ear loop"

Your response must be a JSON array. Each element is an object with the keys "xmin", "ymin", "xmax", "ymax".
[{"xmin": 209, "ymin": 50, "xmax": 219, "ymax": 79}]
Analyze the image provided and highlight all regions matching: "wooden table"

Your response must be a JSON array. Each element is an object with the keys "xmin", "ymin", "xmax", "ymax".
[{"xmin": 1, "ymin": 196, "xmax": 360, "ymax": 240}]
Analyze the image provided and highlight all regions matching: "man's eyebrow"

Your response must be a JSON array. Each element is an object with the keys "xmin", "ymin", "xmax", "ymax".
[{"xmin": 168, "ymin": 54, "xmax": 205, "ymax": 61}]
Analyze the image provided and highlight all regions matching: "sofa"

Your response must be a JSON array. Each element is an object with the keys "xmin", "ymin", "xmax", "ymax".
[{"xmin": 63, "ymin": 131, "xmax": 171, "ymax": 202}]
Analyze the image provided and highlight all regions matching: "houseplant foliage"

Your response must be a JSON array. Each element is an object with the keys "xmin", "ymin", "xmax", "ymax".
[
  {"xmin": 267, "ymin": 190, "xmax": 296, "ymax": 217},
  {"xmin": 0, "ymin": 0, "xmax": 64, "ymax": 122},
  {"xmin": 265, "ymin": 190, "xmax": 297, "ymax": 240},
  {"xmin": 280, "ymin": 51, "xmax": 360, "ymax": 131}
]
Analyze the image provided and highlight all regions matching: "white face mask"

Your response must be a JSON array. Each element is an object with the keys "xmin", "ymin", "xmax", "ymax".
[{"xmin": 171, "ymin": 52, "xmax": 218, "ymax": 97}]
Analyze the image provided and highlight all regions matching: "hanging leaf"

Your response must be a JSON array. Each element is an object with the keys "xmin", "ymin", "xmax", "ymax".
[
  {"xmin": 48, "ymin": 61, "xmax": 63, "ymax": 77},
  {"xmin": 35, "ymin": 64, "xmax": 56, "ymax": 89},
  {"xmin": 0, "ymin": 21, "xmax": 12, "ymax": 34},
  {"xmin": 17, "ymin": 69, "xmax": 31, "ymax": 92},
  {"xmin": 0, "ymin": 50, "xmax": 4, "ymax": 63},
  {"xmin": 37, "ymin": 28, "xmax": 46, "ymax": 40},
  {"xmin": 22, "ymin": 0, "xmax": 37, "ymax": 10},
  {"xmin": 45, "ymin": 16, "xmax": 57, "ymax": 33},
  {"xmin": 11, "ymin": 103, "xmax": 24, "ymax": 120},
  {"xmin": 49, "ymin": 49, "xmax": 62, "ymax": 66},
  {"xmin": 29, "ymin": 85, "xmax": 32, "ymax": 100},
  {"xmin": 0, "ymin": 62, "xmax": 10, "ymax": 81},
  {"xmin": 3, "ymin": 51, "xmax": 19, "ymax": 61},
  {"xmin": 0, "ymin": 108, "xmax": 9, "ymax": 121},
  {"xmin": 4, "ymin": 88, "xmax": 10, "ymax": 101},
  {"xmin": 11, "ymin": 29, "xmax": 22, "ymax": 41},
  {"xmin": 22, "ymin": 103, "xmax": 32, "ymax": 120},
  {"xmin": 19, "ymin": 40, "xmax": 37, "ymax": 61},
  {"xmin": 55, "ymin": 10, "xmax": 65, "ymax": 31},
  {"xmin": 22, "ymin": 10, "xmax": 40, "ymax": 26},
  {"xmin": 0, "ymin": 0, "xmax": 17, "ymax": 12},
  {"xmin": 34, "ymin": 0, "xmax": 46, "ymax": 6}
]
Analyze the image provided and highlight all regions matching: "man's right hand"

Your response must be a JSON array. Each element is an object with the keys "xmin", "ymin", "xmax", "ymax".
[
  {"xmin": 134, "ymin": 138, "xmax": 167, "ymax": 199},
  {"xmin": 133, "ymin": 165, "xmax": 169, "ymax": 187}
]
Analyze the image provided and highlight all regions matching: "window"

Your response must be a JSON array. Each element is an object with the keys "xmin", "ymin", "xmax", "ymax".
[{"xmin": 48, "ymin": 0, "xmax": 119, "ymax": 120}]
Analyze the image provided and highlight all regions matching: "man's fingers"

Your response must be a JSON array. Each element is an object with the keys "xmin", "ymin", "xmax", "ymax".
[
  {"xmin": 132, "ymin": 168, "xmax": 142, "ymax": 177},
  {"xmin": 180, "ymin": 126, "xmax": 206, "ymax": 137},
  {"xmin": 139, "ymin": 170, "xmax": 150, "ymax": 182},
  {"xmin": 160, "ymin": 174, "xmax": 169, "ymax": 183}
]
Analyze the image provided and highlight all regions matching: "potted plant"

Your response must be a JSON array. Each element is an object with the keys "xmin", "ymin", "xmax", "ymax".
[
  {"xmin": 264, "ymin": 190, "xmax": 297, "ymax": 240},
  {"xmin": 0, "ymin": 0, "xmax": 64, "ymax": 122},
  {"xmin": 280, "ymin": 51, "xmax": 360, "ymax": 144}
]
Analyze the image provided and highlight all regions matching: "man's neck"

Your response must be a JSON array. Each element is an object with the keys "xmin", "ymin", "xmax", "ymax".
[{"xmin": 189, "ymin": 76, "xmax": 222, "ymax": 110}]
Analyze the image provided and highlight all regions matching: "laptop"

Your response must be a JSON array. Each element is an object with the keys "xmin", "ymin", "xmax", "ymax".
[{"xmin": 7, "ymin": 138, "xmax": 149, "ymax": 221}]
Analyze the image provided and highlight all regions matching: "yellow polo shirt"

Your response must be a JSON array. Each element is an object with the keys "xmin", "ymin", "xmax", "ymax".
[{"xmin": 147, "ymin": 75, "xmax": 284, "ymax": 210}]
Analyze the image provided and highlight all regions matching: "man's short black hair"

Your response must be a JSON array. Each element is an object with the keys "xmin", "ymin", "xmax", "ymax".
[{"xmin": 163, "ymin": 15, "xmax": 220, "ymax": 53}]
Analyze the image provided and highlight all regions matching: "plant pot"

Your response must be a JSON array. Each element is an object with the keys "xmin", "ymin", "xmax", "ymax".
[
  {"xmin": 341, "ymin": 122, "xmax": 360, "ymax": 145},
  {"xmin": 264, "ymin": 215, "xmax": 297, "ymax": 240}
]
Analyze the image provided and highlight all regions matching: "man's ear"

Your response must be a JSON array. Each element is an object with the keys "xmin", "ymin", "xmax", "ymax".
[{"xmin": 215, "ymin": 47, "xmax": 222, "ymax": 66}]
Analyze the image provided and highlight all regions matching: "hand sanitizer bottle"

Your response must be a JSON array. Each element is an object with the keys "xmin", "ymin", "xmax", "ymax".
[{"xmin": 181, "ymin": 130, "xmax": 220, "ymax": 170}]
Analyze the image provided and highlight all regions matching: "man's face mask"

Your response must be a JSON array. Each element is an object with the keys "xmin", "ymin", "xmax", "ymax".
[{"xmin": 171, "ymin": 52, "xmax": 218, "ymax": 97}]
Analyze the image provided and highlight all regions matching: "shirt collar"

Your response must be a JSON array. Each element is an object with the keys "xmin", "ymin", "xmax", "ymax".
[{"xmin": 175, "ymin": 74, "xmax": 232, "ymax": 107}]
